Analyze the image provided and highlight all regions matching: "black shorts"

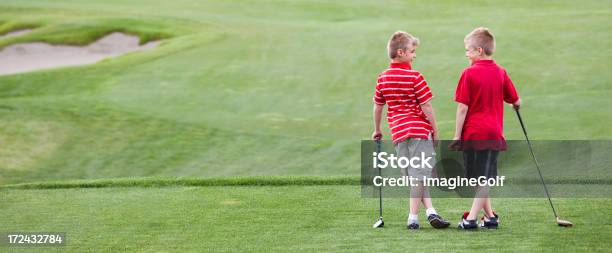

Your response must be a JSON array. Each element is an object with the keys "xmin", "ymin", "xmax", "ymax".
[{"xmin": 463, "ymin": 149, "xmax": 499, "ymax": 179}]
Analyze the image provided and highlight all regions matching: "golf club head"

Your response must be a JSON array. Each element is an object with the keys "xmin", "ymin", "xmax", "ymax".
[
  {"xmin": 372, "ymin": 218, "xmax": 384, "ymax": 228},
  {"xmin": 556, "ymin": 217, "xmax": 573, "ymax": 227}
]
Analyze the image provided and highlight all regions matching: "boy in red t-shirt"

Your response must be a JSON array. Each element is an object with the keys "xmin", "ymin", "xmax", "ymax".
[
  {"xmin": 372, "ymin": 31, "xmax": 450, "ymax": 230},
  {"xmin": 451, "ymin": 27, "xmax": 521, "ymax": 229}
]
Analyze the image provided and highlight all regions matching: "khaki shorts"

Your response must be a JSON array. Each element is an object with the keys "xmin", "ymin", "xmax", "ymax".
[{"xmin": 394, "ymin": 137, "xmax": 436, "ymax": 181}]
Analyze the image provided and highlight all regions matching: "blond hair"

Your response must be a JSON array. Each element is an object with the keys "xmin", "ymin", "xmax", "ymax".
[
  {"xmin": 464, "ymin": 27, "xmax": 495, "ymax": 56},
  {"xmin": 387, "ymin": 31, "xmax": 419, "ymax": 59}
]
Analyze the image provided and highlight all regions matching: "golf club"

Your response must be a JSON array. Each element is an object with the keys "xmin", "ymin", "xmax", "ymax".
[
  {"xmin": 372, "ymin": 139, "xmax": 384, "ymax": 228},
  {"xmin": 515, "ymin": 108, "xmax": 573, "ymax": 227}
]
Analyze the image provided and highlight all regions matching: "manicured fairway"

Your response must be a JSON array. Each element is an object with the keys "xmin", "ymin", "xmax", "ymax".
[
  {"xmin": 0, "ymin": 0, "xmax": 610, "ymax": 252},
  {"xmin": 0, "ymin": 185, "xmax": 610, "ymax": 252},
  {"xmin": 0, "ymin": 0, "xmax": 611, "ymax": 185}
]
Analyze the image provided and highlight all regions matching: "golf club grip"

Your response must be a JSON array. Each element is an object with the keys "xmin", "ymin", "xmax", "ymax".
[{"xmin": 515, "ymin": 110, "xmax": 559, "ymax": 218}]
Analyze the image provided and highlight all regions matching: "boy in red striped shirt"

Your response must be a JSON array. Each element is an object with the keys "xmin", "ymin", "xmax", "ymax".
[
  {"xmin": 371, "ymin": 31, "xmax": 450, "ymax": 230},
  {"xmin": 451, "ymin": 27, "xmax": 521, "ymax": 229}
]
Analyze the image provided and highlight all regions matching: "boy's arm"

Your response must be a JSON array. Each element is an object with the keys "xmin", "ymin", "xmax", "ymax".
[
  {"xmin": 503, "ymin": 70, "xmax": 521, "ymax": 110},
  {"xmin": 453, "ymin": 103, "xmax": 469, "ymax": 140},
  {"xmin": 420, "ymin": 101, "xmax": 438, "ymax": 141},
  {"xmin": 372, "ymin": 104, "xmax": 384, "ymax": 140},
  {"xmin": 450, "ymin": 69, "xmax": 470, "ymax": 150},
  {"xmin": 449, "ymin": 103, "xmax": 468, "ymax": 150},
  {"xmin": 412, "ymin": 73, "xmax": 436, "ymax": 140}
]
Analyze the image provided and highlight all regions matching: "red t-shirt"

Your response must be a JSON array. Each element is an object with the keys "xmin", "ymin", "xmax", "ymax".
[
  {"xmin": 373, "ymin": 62, "xmax": 434, "ymax": 143},
  {"xmin": 454, "ymin": 60, "xmax": 519, "ymax": 149}
]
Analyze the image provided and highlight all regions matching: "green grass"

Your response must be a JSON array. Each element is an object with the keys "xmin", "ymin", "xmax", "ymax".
[
  {"xmin": 0, "ymin": 176, "xmax": 360, "ymax": 189},
  {"xmin": 0, "ymin": 0, "xmax": 611, "ymax": 184},
  {"xmin": 0, "ymin": 0, "xmax": 610, "ymax": 251},
  {"xmin": 0, "ymin": 186, "xmax": 610, "ymax": 252}
]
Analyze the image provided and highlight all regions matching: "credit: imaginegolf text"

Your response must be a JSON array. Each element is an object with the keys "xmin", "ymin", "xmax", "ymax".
[{"xmin": 372, "ymin": 175, "xmax": 506, "ymax": 190}]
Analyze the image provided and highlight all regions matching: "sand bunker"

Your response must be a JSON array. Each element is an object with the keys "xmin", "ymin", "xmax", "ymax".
[{"xmin": 0, "ymin": 32, "xmax": 160, "ymax": 76}]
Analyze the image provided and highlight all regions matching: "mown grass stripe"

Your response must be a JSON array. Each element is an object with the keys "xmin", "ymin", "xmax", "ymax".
[
  {"xmin": 0, "ymin": 176, "xmax": 360, "ymax": 190},
  {"xmin": 1, "ymin": 176, "xmax": 609, "ymax": 190}
]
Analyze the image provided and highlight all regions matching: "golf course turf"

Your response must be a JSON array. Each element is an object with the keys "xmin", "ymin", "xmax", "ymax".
[
  {"xmin": 0, "ymin": 185, "xmax": 610, "ymax": 252},
  {"xmin": 0, "ymin": 0, "xmax": 610, "ymax": 252}
]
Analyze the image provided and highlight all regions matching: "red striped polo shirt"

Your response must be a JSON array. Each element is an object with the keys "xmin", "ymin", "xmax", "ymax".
[{"xmin": 373, "ymin": 62, "xmax": 434, "ymax": 143}]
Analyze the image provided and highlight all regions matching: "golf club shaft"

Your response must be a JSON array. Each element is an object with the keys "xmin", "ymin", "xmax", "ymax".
[
  {"xmin": 515, "ymin": 109, "xmax": 559, "ymax": 218},
  {"xmin": 376, "ymin": 139, "xmax": 382, "ymax": 218}
]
